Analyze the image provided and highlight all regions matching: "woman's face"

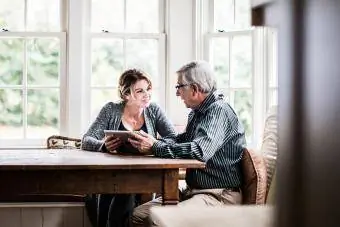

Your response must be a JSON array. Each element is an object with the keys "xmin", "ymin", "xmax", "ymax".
[{"xmin": 125, "ymin": 79, "xmax": 152, "ymax": 108}]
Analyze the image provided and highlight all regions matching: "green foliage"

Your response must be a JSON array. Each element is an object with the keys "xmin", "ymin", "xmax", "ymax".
[{"xmin": 0, "ymin": 38, "xmax": 59, "ymax": 127}]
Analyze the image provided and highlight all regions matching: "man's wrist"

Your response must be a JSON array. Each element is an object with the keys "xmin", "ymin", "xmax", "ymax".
[{"xmin": 152, "ymin": 140, "xmax": 164, "ymax": 157}]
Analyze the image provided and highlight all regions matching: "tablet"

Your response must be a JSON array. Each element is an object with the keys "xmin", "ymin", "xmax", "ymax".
[{"xmin": 104, "ymin": 130, "xmax": 138, "ymax": 141}]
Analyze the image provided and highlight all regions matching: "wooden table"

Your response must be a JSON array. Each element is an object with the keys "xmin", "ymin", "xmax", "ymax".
[{"xmin": 0, "ymin": 149, "xmax": 205, "ymax": 205}]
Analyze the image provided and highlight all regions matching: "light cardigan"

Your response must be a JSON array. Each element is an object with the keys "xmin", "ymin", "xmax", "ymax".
[{"xmin": 81, "ymin": 101, "xmax": 177, "ymax": 151}]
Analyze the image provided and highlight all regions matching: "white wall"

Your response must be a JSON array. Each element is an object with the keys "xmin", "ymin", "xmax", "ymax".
[{"xmin": 166, "ymin": 0, "xmax": 195, "ymax": 126}]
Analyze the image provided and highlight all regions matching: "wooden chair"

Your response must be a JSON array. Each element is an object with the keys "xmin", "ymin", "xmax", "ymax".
[{"xmin": 46, "ymin": 135, "xmax": 82, "ymax": 149}]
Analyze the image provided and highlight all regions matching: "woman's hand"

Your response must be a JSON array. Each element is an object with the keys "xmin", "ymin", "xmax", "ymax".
[
  {"xmin": 128, "ymin": 130, "xmax": 157, "ymax": 155},
  {"xmin": 104, "ymin": 136, "xmax": 122, "ymax": 153}
]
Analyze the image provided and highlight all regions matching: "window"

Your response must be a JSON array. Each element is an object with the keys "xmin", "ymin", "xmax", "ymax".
[
  {"xmin": 89, "ymin": 0, "xmax": 165, "ymax": 121},
  {"xmin": 0, "ymin": 0, "xmax": 66, "ymax": 146},
  {"xmin": 200, "ymin": 0, "xmax": 278, "ymax": 146},
  {"xmin": 203, "ymin": 0, "xmax": 253, "ymax": 142}
]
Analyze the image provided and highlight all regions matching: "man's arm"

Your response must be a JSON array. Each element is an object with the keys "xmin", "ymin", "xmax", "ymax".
[{"xmin": 152, "ymin": 108, "xmax": 232, "ymax": 162}]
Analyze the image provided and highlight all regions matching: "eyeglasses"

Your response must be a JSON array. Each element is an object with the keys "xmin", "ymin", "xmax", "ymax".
[{"xmin": 175, "ymin": 84, "xmax": 190, "ymax": 90}]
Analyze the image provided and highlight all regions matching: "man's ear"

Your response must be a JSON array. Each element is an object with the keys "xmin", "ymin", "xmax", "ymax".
[{"xmin": 191, "ymin": 84, "xmax": 199, "ymax": 94}]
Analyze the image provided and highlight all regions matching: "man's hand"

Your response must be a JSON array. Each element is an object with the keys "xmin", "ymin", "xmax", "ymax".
[
  {"xmin": 128, "ymin": 130, "xmax": 157, "ymax": 155},
  {"xmin": 104, "ymin": 136, "xmax": 122, "ymax": 153}
]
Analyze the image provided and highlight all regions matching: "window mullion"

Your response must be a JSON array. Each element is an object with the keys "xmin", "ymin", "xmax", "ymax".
[
  {"xmin": 159, "ymin": 0, "xmax": 165, "ymax": 33},
  {"xmin": 59, "ymin": 33, "xmax": 67, "ymax": 135},
  {"xmin": 24, "ymin": 0, "xmax": 28, "ymax": 31},
  {"xmin": 124, "ymin": 0, "xmax": 127, "ymax": 31},
  {"xmin": 233, "ymin": 0, "xmax": 236, "ymax": 26},
  {"xmin": 123, "ymin": 39, "xmax": 127, "ymax": 69},
  {"xmin": 68, "ymin": 0, "xmax": 90, "ymax": 136},
  {"xmin": 23, "ymin": 38, "xmax": 28, "ymax": 138},
  {"xmin": 252, "ymin": 28, "xmax": 266, "ymax": 148},
  {"xmin": 159, "ymin": 34, "xmax": 166, "ymax": 110}
]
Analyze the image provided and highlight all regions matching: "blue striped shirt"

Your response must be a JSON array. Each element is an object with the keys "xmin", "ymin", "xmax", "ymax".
[{"xmin": 152, "ymin": 91, "xmax": 246, "ymax": 189}]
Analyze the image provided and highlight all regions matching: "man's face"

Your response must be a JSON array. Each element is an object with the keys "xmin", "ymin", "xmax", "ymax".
[{"xmin": 176, "ymin": 76, "xmax": 194, "ymax": 108}]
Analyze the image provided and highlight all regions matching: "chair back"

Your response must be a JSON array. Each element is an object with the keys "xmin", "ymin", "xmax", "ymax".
[
  {"xmin": 46, "ymin": 135, "xmax": 81, "ymax": 149},
  {"xmin": 260, "ymin": 106, "xmax": 278, "ymax": 202},
  {"xmin": 241, "ymin": 148, "xmax": 267, "ymax": 204}
]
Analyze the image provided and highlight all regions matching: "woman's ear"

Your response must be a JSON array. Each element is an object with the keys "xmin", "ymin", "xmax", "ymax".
[{"xmin": 123, "ymin": 93, "xmax": 130, "ymax": 101}]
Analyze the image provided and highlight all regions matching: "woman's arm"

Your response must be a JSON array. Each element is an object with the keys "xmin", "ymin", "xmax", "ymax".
[{"xmin": 81, "ymin": 102, "xmax": 113, "ymax": 151}]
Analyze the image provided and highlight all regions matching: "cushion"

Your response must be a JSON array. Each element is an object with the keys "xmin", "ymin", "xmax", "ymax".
[
  {"xmin": 261, "ymin": 106, "xmax": 278, "ymax": 200},
  {"xmin": 241, "ymin": 148, "xmax": 267, "ymax": 204},
  {"xmin": 46, "ymin": 135, "xmax": 82, "ymax": 149}
]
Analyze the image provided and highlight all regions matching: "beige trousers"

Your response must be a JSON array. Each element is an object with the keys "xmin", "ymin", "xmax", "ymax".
[{"xmin": 132, "ymin": 188, "xmax": 242, "ymax": 227}]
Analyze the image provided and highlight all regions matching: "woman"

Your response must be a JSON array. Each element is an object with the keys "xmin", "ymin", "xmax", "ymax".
[{"xmin": 81, "ymin": 69, "xmax": 176, "ymax": 227}]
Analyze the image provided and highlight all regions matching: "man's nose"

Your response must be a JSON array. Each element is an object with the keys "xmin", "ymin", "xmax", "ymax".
[{"xmin": 176, "ymin": 89, "xmax": 180, "ymax": 96}]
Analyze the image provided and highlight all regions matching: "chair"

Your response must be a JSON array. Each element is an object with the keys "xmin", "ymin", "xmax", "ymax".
[
  {"xmin": 46, "ymin": 135, "xmax": 82, "ymax": 149},
  {"xmin": 241, "ymin": 148, "xmax": 267, "ymax": 204},
  {"xmin": 260, "ymin": 106, "xmax": 278, "ymax": 203},
  {"xmin": 241, "ymin": 106, "xmax": 278, "ymax": 205}
]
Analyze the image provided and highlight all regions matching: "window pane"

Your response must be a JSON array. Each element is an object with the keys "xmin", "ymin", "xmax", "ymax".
[
  {"xmin": 27, "ymin": 89, "xmax": 59, "ymax": 138},
  {"xmin": 231, "ymin": 35, "xmax": 252, "ymax": 87},
  {"xmin": 232, "ymin": 90, "xmax": 252, "ymax": 142},
  {"xmin": 0, "ymin": 0, "xmax": 24, "ymax": 31},
  {"xmin": 214, "ymin": 0, "xmax": 234, "ymax": 31},
  {"xmin": 91, "ymin": 89, "xmax": 119, "ymax": 121},
  {"xmin": 126, "ymin": 39, "xmax": 159, "ymax": 88},
  {"xmin": 27, "ymin": 38, "xmax": 60, "ymax": 86},
  {"xmin": 27, "ymin": 0, "xmax": 60, "ymax": 31},
  {"xmin": 235, "ymin": 0, "xmax": 250, "ymax": 29},
  {"xmin": 91, "ymin": 0, "xmax": 124, "ymax": 32},
  {"xmin": 0, "ymin": 38, "xmax": 24, "ymax": 85},
  {"xmin": 126, "ymin": 0, "xmax": 159, "ymax": 32},
  {"xmin": 91, "ymin": 39, "xmax": 124, "ymax": 86},
  {"xmin": 0, "ymin": 89, "xmax": 23, "ymax": 138},
  {"xmin": 212, "ymin": 38, "xmax": 230, "ymax": 89}
]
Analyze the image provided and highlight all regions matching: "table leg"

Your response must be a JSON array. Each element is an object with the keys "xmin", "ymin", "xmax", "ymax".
[{"xmin": 162, "ymin": 169, "xmax": 179, "ymax": 205}]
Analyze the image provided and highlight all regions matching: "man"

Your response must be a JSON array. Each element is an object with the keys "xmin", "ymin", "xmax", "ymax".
[{"xmin": 128, "ymin": 60, "xmax": 246, "ymax": 226}]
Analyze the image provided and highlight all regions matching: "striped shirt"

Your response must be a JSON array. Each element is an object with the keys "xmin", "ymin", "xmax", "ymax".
[{"xmin": 152, "ymin": 91, "xmax": 246, "ymax": 189}]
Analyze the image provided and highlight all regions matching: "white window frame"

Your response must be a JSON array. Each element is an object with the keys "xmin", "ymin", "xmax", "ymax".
[
  {"xmin": 64, "ymin": 0, "xmax": 196, "ymax": 137},
  {"xmin": 0, "ymin": 0, "xmax": 67, "ymax": 148},
  {"xmin": 81, "ymin": 0, "xmax": 166, "ymax": 130},
  {"xmin": 266, "ymin": 27, "xmax": 278, "ymax": 111},
  {"xmin": 196, "ymin": 0, "xmax": 273, "ymax": 148}
]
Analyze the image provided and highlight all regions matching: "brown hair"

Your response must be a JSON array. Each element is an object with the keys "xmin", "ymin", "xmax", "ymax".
[{"xmin": 118, "ymin": 69, "xmax": 152, "ymax": 100}]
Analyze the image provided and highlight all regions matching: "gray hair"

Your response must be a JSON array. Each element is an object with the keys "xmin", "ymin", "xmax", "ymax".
[{"xmin": 176, "ymin": 60, "xmax": 217, "ymax": 93}]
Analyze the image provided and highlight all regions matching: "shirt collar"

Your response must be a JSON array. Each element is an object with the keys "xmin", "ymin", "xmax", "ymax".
[{"xmin": 194, "ymin": 90, "xmax": 223, "ymax": 114}]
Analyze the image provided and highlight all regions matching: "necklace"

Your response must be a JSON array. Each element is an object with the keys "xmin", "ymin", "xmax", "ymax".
[{"xmin": 122, "ymin": 115, "xmax": 144, "ymax": 130}]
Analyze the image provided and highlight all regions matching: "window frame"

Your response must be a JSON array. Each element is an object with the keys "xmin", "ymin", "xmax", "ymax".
[
  {"xmin": 197, "ymin": 0, "xmax": 274, "ymax": 147},
  {"xmin": 85, "ymin": 0, "xmax": 167, "ymax": 125},
  {"xmin": 0, "ymin": 0, "xmax": 67, "ymax": 149}
]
